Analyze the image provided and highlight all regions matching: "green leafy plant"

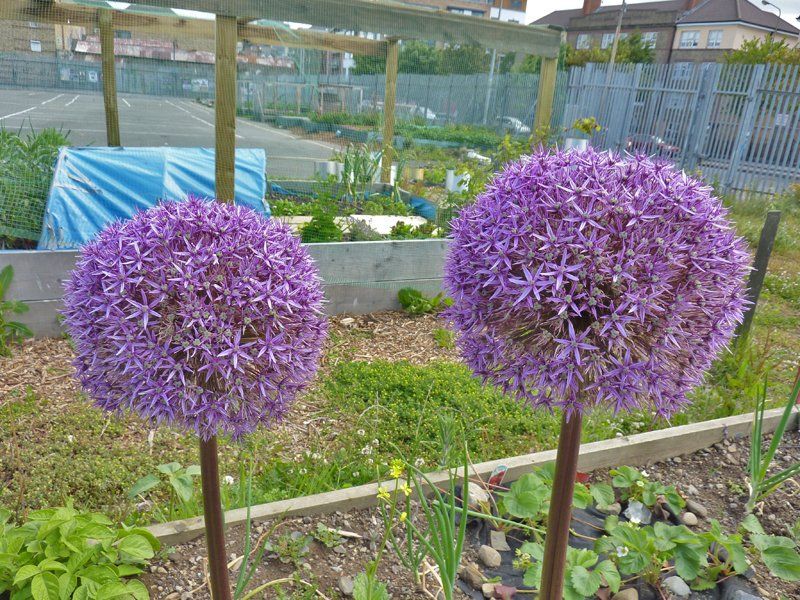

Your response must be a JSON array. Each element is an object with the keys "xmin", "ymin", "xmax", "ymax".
[
  {"xmin": 264, "ymin": 531, "xmax": 313, "ymax": 567},
  {"xmin": 127, "ymin": 462, "xmax": 201, "ymax": 522},
  {"xmin": 571, "ymin": 117, "xmax": 601, "ymax": 138},
  {"xmin": 312, "ymin": 523, "xmax": 344, "ymax": 549},
  {"xmin": 0, "ymin": 504, "xmax": 158, "ymax": 600},
  {"xmin": 609, "ymin": 466, "xmax": 684, "ymax": 514},
  {"xmin": 301, "ymin": 209, "xmax": 343, "ymax": 243},
  {"xmin": 397, "ymin": 288, "xmax": 452, "ymax": 315},
  {"xmin": 746, "ymin": 372, "xmax": 800, "ymax": 512},
  {"xmin": 0, "ymin": 265, "xmax": 32, "ymax": 357},
  {"xmin": 352, "ymin": 562, "xmax": 389, "ymax": 600},
  {"xmin": 432, "ymin": 327, "xmax": 455, "ymax": 349},
  {"xmin": 519, "ymin": 542, "xmax": 619, "ymax": 600}
]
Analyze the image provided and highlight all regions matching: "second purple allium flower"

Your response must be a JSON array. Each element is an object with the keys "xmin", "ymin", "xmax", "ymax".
[
  {"xmin": 444, "ymin": 149, "xmax": 749, "ymax": 416},
  {"xmin": 63, "ymin": 197, "xmax": 327, "ymax": 440}
]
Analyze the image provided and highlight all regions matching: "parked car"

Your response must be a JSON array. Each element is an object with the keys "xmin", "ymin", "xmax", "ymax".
[
  {"xmin": 497, "ymin": 116, "xmax": 531, "ymax": 136},
  {"xmin": 625, "ymin": 134, "xmax": 680, "ymax": 157}
]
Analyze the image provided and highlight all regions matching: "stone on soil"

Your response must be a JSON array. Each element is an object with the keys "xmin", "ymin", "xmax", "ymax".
[
  {"xmin": 611, "ymin": 589, "xmax": 638, "ymax": 600},
  {"xmin": 663, "ymin": 576, "xmax": 691, "ymax": 597},
  {"xmin": 490, "ymin": 530, "xmax": 511, "ymax": 552},
  {"xmin": 482, "ymin": 583, "xmax": 496, "ymax": 598},
  {"xmin": 685, "ymin": 498, "xmax": 708, "ymax": 519},
  {"xmin": 681, "ymin": 512, "xmax": 698, "ymax": 526},
  {"xmin": 338, "ymin": 576, "xmax": 354, "ymax": 596},
  {"xmin": 599, "ymin": 502, "xmax": 622, "ymax": 516},
  {"xmin": 460, "ymin": 562, "xmax": 485, "ymax": 590},
  {"xmin": 729, "ymin": 592, "xmax": 759, "ymax": 600},
  {"xmin": 479, "ymin": 544, "xmax": 502, "ymax": 569}
]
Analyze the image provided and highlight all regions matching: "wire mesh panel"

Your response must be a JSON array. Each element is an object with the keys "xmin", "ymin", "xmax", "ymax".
[{"xmin": 0, "ymin": 0, "xmax": 562, "ymax": 247}]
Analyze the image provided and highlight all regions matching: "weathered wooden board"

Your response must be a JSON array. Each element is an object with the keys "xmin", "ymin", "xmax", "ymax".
[
  {"xmin": 147, "ymin": 407, "xmax": 798, "ymax": 545},
  {"xmin": 122, "ymin": 0, "xmax": 562, "ymax": 57},
  {"xmin": 0, "ymin": 240, "xmax": 450, "ymax": 337}
]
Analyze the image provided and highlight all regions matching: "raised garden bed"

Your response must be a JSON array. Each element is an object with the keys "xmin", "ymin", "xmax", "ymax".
[{"xmin": 142, "ymin": 423, "xmax": 800, "ymax": 599}]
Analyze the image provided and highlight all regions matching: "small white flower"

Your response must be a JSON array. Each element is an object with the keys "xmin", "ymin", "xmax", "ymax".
[
  {"xmin": 223, "ymin": 475, "xmax": 235, "ymax": 485},
  {"xmin": 357, "ymin": 429, "xmax": 366, "ymax": 437},
  {"xmin": 67, "ymin": 435, "xmax": 75, "ymax": 444},
  {"xmin": 635, "ymin": 480, "xmax": 645, "ymax": 488},
  {"xmin": 360, "ymin": 446, "xmax": 372, "ymax": 456},
  {"xmin": 311, "ymin": 452, "xmax": 321, "ymax": 460},
  {"xmin": 616, "ymin": 545, "xmax": 629, "ymax": 557},
  {"xmin": 629, "ymin": 515, "xmax": 642, "ymax": 525},
  {"xmin": 352, "ymin": 471, "xmax": 360, "ymax": 478},
  {"xmin": 371, "ymin": 439, "xmax": 380, "ymax": 447},
  {"xmin": 367, "ymin": 458, "xmax": 374, "ymax": 465},
  {"xmin": 414, "ymin": 458, "xmax": 425, "ymax": 467},
  {"xmin": 640, "ymin": 469, "xmax": 650, "ymax": 478},
  {"xmin": 299, "ymin": 468, "xmax": 307, "ymax": 475}
]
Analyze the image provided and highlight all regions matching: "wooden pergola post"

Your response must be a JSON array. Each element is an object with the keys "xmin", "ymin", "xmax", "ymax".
[
  {"xmin": 534, "ymin": 56, "xmax": 558, "ymax": 132},
  {"xmin": 98, "ymin": 9, "xmax": 120, "ymax": 146},
  {"xmin": 381, "ymin": 38, "xmax": 399, "ymax": 184},
  {"xmin": 215, "ymin": 15, "xmax": 238, "ymax": 202}
]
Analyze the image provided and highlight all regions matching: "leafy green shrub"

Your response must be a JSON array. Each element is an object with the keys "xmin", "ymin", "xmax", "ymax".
[
  {"xmin": 269, "ymin": 198, "xmax": 313, "ymax": 217},
  {"xmin": 311, "ymin": 112, "xmax": 381, "ymax": 127},
  {"xmin": 0, "ymin": 265, "xmax": 32, "ymax": 357},
  {"xmin": 128, "ymin": 462, "xmax": 201, "ymax": 522},
  {"xmin": 395, "ymin": 123, "xmax": 503, "ymax": 148},
  {"xmin": 397, "ymin": 288, "xmax": 452, "ymax": 314},
  {"xmin": 301, "ymin": 211, "xmax": 343, "ymax": 243},
  {"xmin": 0, "ymin": 504, "xmax": 158, "ymax": 600}
]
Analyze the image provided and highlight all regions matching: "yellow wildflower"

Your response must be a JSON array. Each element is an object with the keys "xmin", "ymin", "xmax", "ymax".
[
  {"xmin": 399, "ymin": 511, "xmax": 408, "ymax": 523},
  {"xmin": 401, "ymin": 483, "xmax": 412, "ymax": 497},
  {"xmin": 377, "ymin": 487, "xmax": 391, "ymax": 502},
  {"xmin": 389, "ymin": 459, "xmax": 405, "ymax": 479}
]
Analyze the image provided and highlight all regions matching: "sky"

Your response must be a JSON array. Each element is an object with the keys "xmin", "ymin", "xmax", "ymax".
[{"xmin": 525, "ymin": 0, "xmax": 800, "ymax": 24}]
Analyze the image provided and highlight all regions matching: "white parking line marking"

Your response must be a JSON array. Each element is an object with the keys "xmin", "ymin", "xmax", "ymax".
[
  {"xmin": 166, "ymin": 100, "xmax": 243, "ymax": 139},
  {"xmin": 234, "ymin": 115, "xmax": 336, "ymax": 151},
  {"xmin": 121, "ymin": 98, "xmax": 131, "ymax": 108},
  {"xmin": 65, "ymin": 95, "xmax": 79, "ymax": 107},
  {"xmin": 40, "ymin": 94, "xmax": 65, "ymax": 105},
  {"xmin": 0, "ymin": 106, "xmax": 37, "ymax": 121}
]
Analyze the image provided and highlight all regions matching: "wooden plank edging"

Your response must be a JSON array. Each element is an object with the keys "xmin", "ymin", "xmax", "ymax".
[{"xmin": 146, "ymin": 407, "xmax": 798, "ymax": 546}]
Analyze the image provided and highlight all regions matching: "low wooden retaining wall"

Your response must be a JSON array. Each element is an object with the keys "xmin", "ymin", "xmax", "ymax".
[
  {"xmin": 0, "ymin": 240, "xmax": 448, "ymax": 338},
  {"xmin": 147, "ymin": 407, "xmax": 798, "ymax": 545}
]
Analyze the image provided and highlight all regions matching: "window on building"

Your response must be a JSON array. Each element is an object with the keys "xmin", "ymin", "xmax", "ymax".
[
  {"xmin": 707, "ymin": 30, "xmax": 723, "ymax": 48},
  {"xmin": 601, "ymin": 33, "xmax": 615, "ymax": 49},
  {"xmin": 576, "ymin": 34, "xmax": 591, "ymax": 49},
  {"xmin": 619, "ymin": 32, "xmax": 629, "ymax": 40},
  {"xmin": 30, "ymin": 40, "xmax": 42, "ymax": 52},
  {"xmin": 679, "ymin": 30, "xmax": 700, "ymax": 48},
  {"xmin": 28, "ymin": 21, "xmax": 39, "ymax": 28},
  {"xmin": 642, "ymin": 32, "xmax": 657, "ymax": 48}
]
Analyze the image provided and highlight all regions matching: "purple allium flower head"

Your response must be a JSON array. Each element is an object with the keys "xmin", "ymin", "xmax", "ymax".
[
  {"xmin": 443, "ymin": 149, "xmax": 749, "ymax": 417},
  {"xmin": 63, "ymin": 197, "xmax": 327, "ymax": 440}
]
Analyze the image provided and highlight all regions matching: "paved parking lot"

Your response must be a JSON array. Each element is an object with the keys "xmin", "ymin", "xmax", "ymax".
[{"xmin": 0, "ymin": 89, "xmax": 334, "ymax": 178}]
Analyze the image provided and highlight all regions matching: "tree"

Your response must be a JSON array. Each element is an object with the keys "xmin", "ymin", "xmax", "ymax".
[
  {"xmin": 725, "ymin": 37, "xmax": 800, "ymax": 65},
  {"xmin": 565, "ymin": 32, "xmax": 655, "ymax": 67},
  {"xmin": 398, "ymin": 40, "xmax": 440, "ymax": 74},
  {"xmin": 352, "ymin": 54, "xmax": 385, "ymax": 75},
  {"xmin": 439, "ymin": 44, "xmax": 489, "ymax": 74}
]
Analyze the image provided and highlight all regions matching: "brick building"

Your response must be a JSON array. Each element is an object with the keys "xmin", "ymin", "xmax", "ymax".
[{"xmin": 533, "ymin": 0, "xmax": 799, "ymax": 63}]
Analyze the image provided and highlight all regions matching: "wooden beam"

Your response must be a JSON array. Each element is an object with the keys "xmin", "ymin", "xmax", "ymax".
[
  {"xmin": 146, "ymin": 407, "xmax": 798, "ymax": 545},
  {"xmin": 381, "ymin": 39, "xmax": 399, "ymax": 184},
  {"xmin": 0, "ymin": 1, "xmax": 386, "ymax": 56},
  {"xmin": 215, "ymin": 15, "xmax": 237, "ymax": 203},
  {"xmin": 534, "ymin": 56, "xmax": 558, "ymax": 132},
  {"xmin": 122, "ymin": 0, "xmax": 562, "ymax": 57},
  {"xmin": 98, "ymin": 9, "xmax": 120, "ymax": 146}
]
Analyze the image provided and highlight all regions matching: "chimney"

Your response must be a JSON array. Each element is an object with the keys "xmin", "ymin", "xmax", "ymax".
[
  {"xmin": 684, "ymin": 0, "xmax": 700, "ymax": 9},
  {"xmin": 583, "ymin": 0, "xmax": 601, "ymax": 16}
]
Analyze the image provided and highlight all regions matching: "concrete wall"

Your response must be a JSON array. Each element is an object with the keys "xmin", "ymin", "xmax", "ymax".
[{"xmin": 0, "ymin": 240, "xmax": 449, "ymax": 338}]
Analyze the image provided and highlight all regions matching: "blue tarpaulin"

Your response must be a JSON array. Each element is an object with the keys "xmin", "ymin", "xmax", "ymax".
[{"xmin": 38, "ymin": 147, "xmax": 269, "ymax": 249}]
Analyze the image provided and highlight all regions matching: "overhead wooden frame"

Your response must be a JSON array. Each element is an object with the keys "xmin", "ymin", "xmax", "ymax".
[
  {"xmin": 119, "ymin": 0, "xmax": 562, "ymax": 57},
  {"xmin": 1, "ymin": 0, "xmax": 388, "ymax": 57}
]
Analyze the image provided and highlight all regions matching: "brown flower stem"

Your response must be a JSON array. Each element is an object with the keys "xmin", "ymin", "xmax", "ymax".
[
  {"xmin": 538, "ymin": 412, "xmax": 583, "ymax": 600},
  {"xmin": 200, "ymin": 436, "xmax": 232, "ymax": 600}
]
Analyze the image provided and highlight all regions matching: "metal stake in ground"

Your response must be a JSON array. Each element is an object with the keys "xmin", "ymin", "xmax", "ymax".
[{"xmin": 538, "ymin": 413, "xmax": 583, "ymax": 599}]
